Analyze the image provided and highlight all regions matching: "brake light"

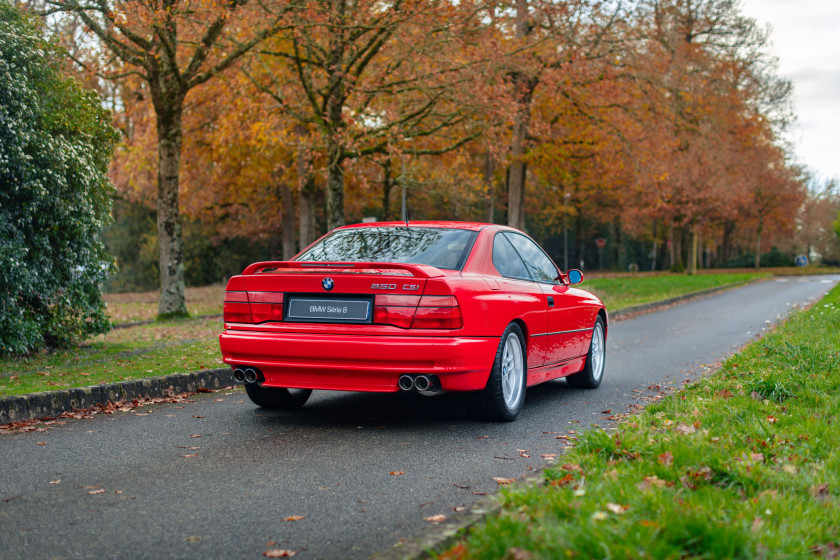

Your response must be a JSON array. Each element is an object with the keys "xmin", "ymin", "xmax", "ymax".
[
  {"xmin": 411, "ymin": 295, "xmax": 463, "ymax": 329},
  {"xmin": 224, "ymin": 290, "xmax": 252, "ymax": 323},
  {"xmin": 373, "ymin": 295, "xmax": 420, "ymax": 328}
]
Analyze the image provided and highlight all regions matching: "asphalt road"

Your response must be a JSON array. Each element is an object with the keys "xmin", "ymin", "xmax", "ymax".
[{"xmin": 1, "ymin": 275, "xmax": 838, "ymax": 560}]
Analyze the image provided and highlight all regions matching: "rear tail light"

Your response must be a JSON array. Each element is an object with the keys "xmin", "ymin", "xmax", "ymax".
[
  {"xmin": 224, "ymin": 287, "xmax": 285, "ymax": 324},
  {"xmin": 373, "ymin": 294, "xmax": 462, "ymax": 329},
  {"xmin": 373, "ymin": 295, "xmax": 420, "ymax": 328},
  {"xmin": 224, "ymin": 290, "xmax": 253, "ymax": 323},
  {"xmin": 411, "ymin": 295, "xmax": 463, "ymax": 329}
]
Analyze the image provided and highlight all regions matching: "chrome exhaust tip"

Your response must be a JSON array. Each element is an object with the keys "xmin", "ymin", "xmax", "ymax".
[
  {"xmin": 233, "ymin": 368, "xmax": 246, "ymax": 383},
  {"xmin": 243, "ymin": 368, "xmax": 258, "ymax": 384},
  {"xmin": 416, "ymin": 375, "xmax": 443, "ymax": 396},
  {"xmin": 398, "ymin": 375, "xmax": 415, "ymax": 391},
  {"xmin": 414, "ymin": 375, "xmax": 432, "ymax": 392}
]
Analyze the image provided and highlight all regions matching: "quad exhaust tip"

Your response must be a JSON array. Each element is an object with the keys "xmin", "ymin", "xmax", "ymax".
[
  {"xmin": 233, "ymin": 367, "xmax": 261, "ymax": 384},
  {"xmin": 398, "ymin": 374, "xmax": 442, "ymax": 395},
  {"xmin": 398, "ymin": 374, "xmax": 415, "ymax": 391}
]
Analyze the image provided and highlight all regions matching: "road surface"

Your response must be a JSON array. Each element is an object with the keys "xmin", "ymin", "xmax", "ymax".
[{"xmin": 1, "ymin": 275, "xmax": 837, "ymax": 559}]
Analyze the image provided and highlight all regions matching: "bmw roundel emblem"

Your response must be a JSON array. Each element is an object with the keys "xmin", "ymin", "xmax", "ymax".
[{"xmin": 322, "ymin": 277, "xmax": 334, "ymax": 291}]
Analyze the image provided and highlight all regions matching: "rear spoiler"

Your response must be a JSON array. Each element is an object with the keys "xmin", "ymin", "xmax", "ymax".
[{"xmin": 241, "ymin": 261, "xmax": 446, "ymax": 278}]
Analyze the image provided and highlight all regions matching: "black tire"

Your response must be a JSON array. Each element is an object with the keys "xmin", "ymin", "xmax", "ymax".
[
  {"xmin": 244, "ymin": 383, "xmax": 312, "ymax": 410},
  {"xmin": 566, "ymin": 315, "xmax": 606, "ymax": 389},
  {"xmin": 470, "ymin": 323, "xmax": 527, "ymax": 422}
]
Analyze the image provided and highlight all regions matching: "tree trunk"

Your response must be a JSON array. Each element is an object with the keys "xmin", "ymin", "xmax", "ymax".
[
  {"xmin": 721, "ymin": 219, "xmax": 735, "ymax": 265},
  {"xmin": 506, "ymin": 0, "xmax": 533, "ymax": 231},
  {"xmin": 755, "ymin": 219, "xmax": 763, "ymax": 269},
  {"xmin": 325, "ymin": 138, "xmax": 345, "ymax": 230},
  {"xmin": 688, "ymin": 227, "xmax": 697, "ymax": 275},
  {"xmin": 296, "ymin": 126, "xmax": 316, "ymax": 248},
  {"xmin": 155, "ymin": 104, "xmax": 187, "ymax": 317},
  {"xmin": 485, "ymin": 152, "xmax": 495, "ymax": 223},
  {"xmin": 281, "ymin": 182, "xmax": 296, "ymax": 260},
  {"xmin": 381, "ymin": 159, "xmax": 393, "ymax": 221}
]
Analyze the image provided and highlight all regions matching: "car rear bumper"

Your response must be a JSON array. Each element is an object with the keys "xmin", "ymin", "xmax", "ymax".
[{"xmin": 219, "ymin": 330, "xmax": 498, "ymax": 392}]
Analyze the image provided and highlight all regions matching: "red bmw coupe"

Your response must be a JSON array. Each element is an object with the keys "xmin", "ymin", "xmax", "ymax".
[{"xmin": 219, "ymin": 221, "xmax": 607, "ymax": 421}]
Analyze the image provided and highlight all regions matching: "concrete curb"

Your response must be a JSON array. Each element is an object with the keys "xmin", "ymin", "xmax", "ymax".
[{"xmin": 0, "ymin": 368, "xmax": 234, "ymax": 424}]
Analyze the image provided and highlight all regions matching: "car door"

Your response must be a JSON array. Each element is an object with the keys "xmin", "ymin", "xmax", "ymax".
[
  {"xmin": 491, "ymin": 233, "xmax": 547, "ymax": 368},
  {"xmin": 503, "ymin": 232, "xmax": 589, "ymax": 367}
]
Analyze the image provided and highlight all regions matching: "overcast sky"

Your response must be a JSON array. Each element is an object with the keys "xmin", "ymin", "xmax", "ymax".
[{"xmin": 739, "ymin": 0, "xmax": 840, "ymax": 183}]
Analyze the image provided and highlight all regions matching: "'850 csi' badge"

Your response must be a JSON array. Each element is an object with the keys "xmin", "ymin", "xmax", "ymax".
[{"xmin": 322, "ymin": 277, "xmax": 334, "ymax": 291}]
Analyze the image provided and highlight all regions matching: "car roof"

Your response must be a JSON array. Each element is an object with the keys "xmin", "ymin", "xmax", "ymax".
[{"xmin": 336, "ymin": 221, "xmax": 492, "ymax": 232}]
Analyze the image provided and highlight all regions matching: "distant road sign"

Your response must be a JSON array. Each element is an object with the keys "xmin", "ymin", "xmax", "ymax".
[
  {"xmin": 595, "ymin": 237, "xmax": 607, "ymax": 250},
  {"xmin": 795, "ymin": 254, "xmax": 808, "ymax": 267}
]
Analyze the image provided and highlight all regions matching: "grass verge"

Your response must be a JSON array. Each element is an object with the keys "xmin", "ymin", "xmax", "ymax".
[
  {"xmin": 0, "ymin": 316, "xmax": 225, "ymax": 396},
  {"xmin": 584, "ymin": 272, "xmax": 767, "ymax": 311},
  {"xmin": 439, "ymin": 284, "xmax": 840, "ymax": 559}
]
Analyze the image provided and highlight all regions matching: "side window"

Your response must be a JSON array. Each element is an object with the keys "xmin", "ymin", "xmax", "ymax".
[
  {"xmin": 492, "ymin": 234, "xmax": 531, "ymax": 280},
  {"xmin": 504, "ymin": 233, "xmax": 559, "ymax": 284}
]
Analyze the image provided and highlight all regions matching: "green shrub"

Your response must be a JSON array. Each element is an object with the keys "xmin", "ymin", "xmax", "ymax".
[{"xmin": 0, "ymin": 2, "xmax": 118, "ymax": 354}]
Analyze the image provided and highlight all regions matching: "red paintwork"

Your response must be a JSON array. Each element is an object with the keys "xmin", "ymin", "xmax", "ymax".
[{"xmin": 218, "ymin": 221, "xmax": 607, "ymax": 394}]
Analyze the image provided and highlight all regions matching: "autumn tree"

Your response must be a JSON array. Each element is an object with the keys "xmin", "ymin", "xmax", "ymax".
[
  {"xmin": 246, "ymin": 0, "xmax": 493, "ymax": 231},
  {"xmin": 43, "ymin": 0, "xmax": 294, "ymax": 316}
]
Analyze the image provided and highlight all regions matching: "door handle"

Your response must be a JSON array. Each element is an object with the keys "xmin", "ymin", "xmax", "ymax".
[{"xmin": 547, "ymin": 296, "xmax": 554, "ymax": 307}]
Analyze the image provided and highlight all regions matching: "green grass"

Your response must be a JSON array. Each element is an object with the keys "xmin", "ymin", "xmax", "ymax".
[
  {"xmin": 0, "ymin": 316, "xmax": 225, "ymax": 396},
  {"xmin": 584, "ymin": 272, "xmax": 767, "ymax": 311},
  {"xmin": 439, "ymin": 284, "xmax": 840, "ymax": 560}
]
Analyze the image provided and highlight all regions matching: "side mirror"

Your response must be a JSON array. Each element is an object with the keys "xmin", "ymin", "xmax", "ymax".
[{"xmin": 567, "ymin": 269, "xmax": 583, "ymax": 285}]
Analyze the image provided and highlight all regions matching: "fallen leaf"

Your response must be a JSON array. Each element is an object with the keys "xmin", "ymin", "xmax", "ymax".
[
  {"xmin": 186, "ymin": 536, "xmax": 201, "ymax": 542},
  {"xmin": 812, "ymin": 483, "xmax": 830, "ymax": 500},
  {"xmin": 601, "ymin": 409, "xmax": 611, "ymax": 414},
  {"xmin": 454, "ymin": 506, "xmax": 466, "ymax": 512},
  {"xmin": 658, "ymin": 451, "xmax": 674, "ymax": 466},
  {"xmin": 767, "ymin": 416, "xmax": 777, "ymax": 424},
  {"xmin": 424, "ymin": 514, "xmax": 447, "ymax": 524},
  {"xmin": 750, "ymin": 453, "xmax": 765, "ymax": 463},
  {"xmin": 390, "ymin": 471, "xmax": 405, "ymax": 476},
  {"xmin": 214, "ymin": 399, "xmax": 225, "ymax": 402},
  {"xmin": 674, "ymin": 423, "xmax": 696, "ymax": 435},
  {"xmin": 36, "ymin": 441, "xmax": 46, "ymax": 446},
  {"xmin": 88, "ymin": 489, "xmax": 106, "ymax": 495},
  {"xmin": 190, "ymin": 434, "xmax": 202, "ymax": 438},
  {"xmin": 592, "ymin": 511, "xmax": 608, "ymax": 520},
  {"xmin": 517, "ymin": 449, "xmax": 530, "ymax": 458},
  {"xmin": 284, "ymin": 515, "xmax": 305, "ymax": 522},
  {"xmin": 50, "ymin": 480, "xmax": 61, "ymax": 485},
  {"xmin": 606, "ymin": 502, "xmax": 628, "ymax": 514},
  {"xmin": 192, "ymin": 415, "xmax": 205, "ymax": 419},
  {"xmin": 638, "ymin": 476, "xmax": 667, "ymax": 491},
  {"xmin": 541, "ymin": 453, "xmax": 557, "ymax": 460},
  {"xmin": 181, "ymin": 453, "xmax": 198, "ymax": 458},
  {"xmin": 493, "ymin": 477, "xmax": 516, "ymax": 485},
  {"xmin": 263, "ymin": 549, "xmax": 296, "ymax": 558}
]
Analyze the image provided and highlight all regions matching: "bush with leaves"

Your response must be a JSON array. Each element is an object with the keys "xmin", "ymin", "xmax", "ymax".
[{"xmin": 0, "ymin": 2, "xmax": 117, "ymax": 355}]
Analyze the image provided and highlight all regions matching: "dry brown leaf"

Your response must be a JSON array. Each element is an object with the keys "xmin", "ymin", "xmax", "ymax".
[
  {"xmin": 88, "ymin": 489, "xmax": 106, "ymax": 495},
  {"xmin": 424, "ymin": 514, "xmax": 447, "ymax": 524},
  {"xmin": 493, "ymin": 477, "xmax": 516, "ymax": 485},
  {"xmin": 389, "ymin": 471, "xmax": 405, "ymax": 476},
  {"xmin": 181, "ymin": 453, "xmax": 198, "ymax": 458},
  {"xmin": 674, "ymin": 423, "xmax": 696, "ymax": 435},
  {"xmin": 36, "ymin": 442, "xmax": 46, "ymax": 446},
  {"xmin": 606, "ymin": 502, "xmax": 628, "ymax": 514},
  {"xmin": 638, "ymin": 475, "xmax": 667, "ymax": 491},
  {"xmin": 49, "ymin": 480, "xmax": 61, "ymax": 485},
  {"xmin": 263, "ymin": 549, "xmax": 296, "ymax": 558},
  {"xmin": 541, "ymin": 453, "xmax": 557, "ymax": 460},
  {"xmin": 283, "ymin": 515, "xmax": 305, "ymax": 522},
  {"xmin": 189, "ymin": 434, "xmax": 202, "ymax": 438},
  {"xmin": 658, "ymin": 451, "xmax": 674, "ymax": 466}
]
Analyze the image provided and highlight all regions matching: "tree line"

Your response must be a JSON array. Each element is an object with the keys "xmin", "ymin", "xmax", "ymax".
[{"xmin": 5, "ymin": 0, "xmax": 840, "ymax": 348}]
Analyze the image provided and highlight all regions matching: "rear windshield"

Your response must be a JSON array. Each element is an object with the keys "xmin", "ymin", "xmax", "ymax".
[{"xmin": 296, "ymin": 227, "xmax": 478, "ymax": 270}]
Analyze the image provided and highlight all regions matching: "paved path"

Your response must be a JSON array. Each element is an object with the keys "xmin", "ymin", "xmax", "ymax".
[{"xmin": 1, "ymin": 275, "xmax": 837, "ymax": 560}]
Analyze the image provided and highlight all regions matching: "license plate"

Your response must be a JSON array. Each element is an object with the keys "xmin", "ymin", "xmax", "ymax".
[{"xmin": 286, "ymin": 297, "xmax": 372, "ymax": 323}]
